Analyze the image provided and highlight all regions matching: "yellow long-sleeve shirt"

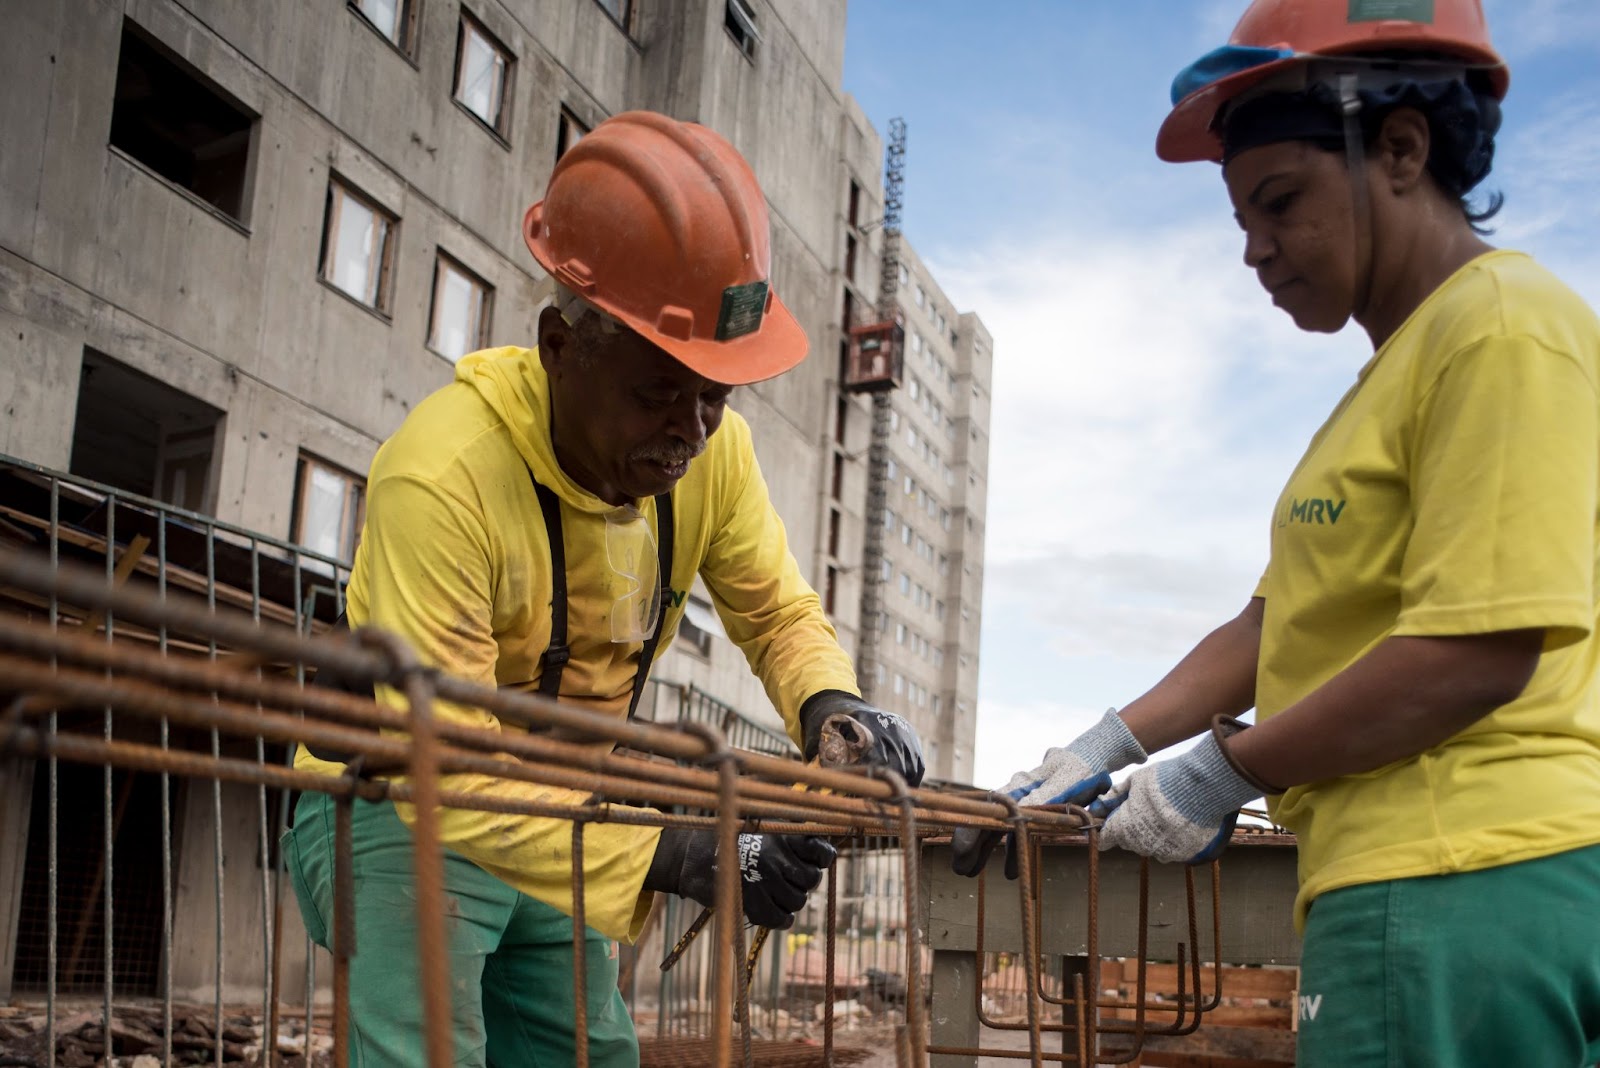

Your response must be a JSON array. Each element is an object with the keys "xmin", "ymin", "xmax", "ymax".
[{"xmin": 295, "ymin": 346, "xmax": 858, "ymax": 941}]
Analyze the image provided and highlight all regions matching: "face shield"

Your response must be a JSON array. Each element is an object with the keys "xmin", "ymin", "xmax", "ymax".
[{"xmin": 602, "ymin": 503, "xmax": 662, "ymax": 644}]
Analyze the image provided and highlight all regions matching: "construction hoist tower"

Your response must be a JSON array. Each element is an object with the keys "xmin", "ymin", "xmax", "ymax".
[{"xmin": 842, "ymin": 117, "xmax": 907, "ymax": 703}]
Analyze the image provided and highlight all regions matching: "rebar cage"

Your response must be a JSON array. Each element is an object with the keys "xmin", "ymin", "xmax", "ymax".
[{"xmin": 0, "ymin": 460, "xmax": 1302, "ymax": 1068}]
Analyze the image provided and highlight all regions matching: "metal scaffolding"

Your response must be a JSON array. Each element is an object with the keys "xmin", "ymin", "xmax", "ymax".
[{"xmin": 854, "ymin": 116, "xmax": 908, "ymax": 706}]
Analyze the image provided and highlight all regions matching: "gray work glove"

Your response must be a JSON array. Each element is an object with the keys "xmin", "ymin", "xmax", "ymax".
[
  {"xmin": 644, "ymin": 827, "xmax": 838, "ymax": 929},
  {"xmin": 951, "ymin": 709, "xmax": 1146, "ymax": 878},
  {"xmin": 799, "ymin": 690, "xmax": 926, "ymax": 788},
  {"xmin": 1088, "ymin": 727, "xmax": 1260, "ymax": 864}
]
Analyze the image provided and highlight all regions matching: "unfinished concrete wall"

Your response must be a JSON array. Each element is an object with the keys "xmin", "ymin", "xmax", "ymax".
[{"xmin": 0, "ymin": 0, "xmax": 628, "ymax": 525}]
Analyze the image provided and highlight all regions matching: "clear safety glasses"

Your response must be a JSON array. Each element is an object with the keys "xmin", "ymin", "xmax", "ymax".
[{"xmin": 603, "ymin": 504, "xmax": 661, "ymax": 644}]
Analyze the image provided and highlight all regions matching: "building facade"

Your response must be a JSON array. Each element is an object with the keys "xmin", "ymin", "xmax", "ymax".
[
  {"xmin": 851, "ymin": 242, "xmax": 992, "ymax": 785},
  {"xmin": 0, "ymin": 0, "xmax": 989, "ymax": 996}
]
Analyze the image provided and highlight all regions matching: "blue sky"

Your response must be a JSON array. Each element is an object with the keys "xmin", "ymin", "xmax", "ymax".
[{"xmin": 842, "ymin": 0, "xmax": 1600, "ymax": 787}]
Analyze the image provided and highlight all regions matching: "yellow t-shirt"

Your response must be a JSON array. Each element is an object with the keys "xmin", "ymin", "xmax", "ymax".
[
  {"xmin": 1257, "ymin": 251, "xmax": 1600, "ymax": 931},
  {"xmin": 295, "ymin": 346, "xmax": 859, "ymax": 942}
]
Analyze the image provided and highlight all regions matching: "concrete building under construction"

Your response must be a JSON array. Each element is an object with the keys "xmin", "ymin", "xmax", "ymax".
[{"xmin": 0, "ymin": 0, "xmax": 992, "ymax": 1003}]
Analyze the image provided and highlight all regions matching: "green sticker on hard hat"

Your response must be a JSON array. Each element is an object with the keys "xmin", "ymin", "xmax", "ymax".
[
  {"xmin": 716, "ymin": 280, "xmax": 768, "ymax": 341},
  {"xmin": 1348, "ymin": 0, "xmax": 1433, "ymax": 22}
]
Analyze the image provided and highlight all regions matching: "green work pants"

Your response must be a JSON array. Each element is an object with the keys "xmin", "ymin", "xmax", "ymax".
[
  {"xmin": 1297, "ymin": 842, "xmax": 1600, "ymax": 1067},
  {"xmin": 282, "ymin": 792, "xmax": 639, "ymax": 1068}
]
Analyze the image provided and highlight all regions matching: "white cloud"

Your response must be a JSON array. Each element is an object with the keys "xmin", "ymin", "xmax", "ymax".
[
  {"xmin": 921, "ymin": 209, "xmax": 1366, "ymax": 783},
  {"xmin": 1485, "ymin": 0, "xmax": 1600, "ymax": 60},
  {"xmin": 972, "ymin": 697, "xmax": 1210, "ymax": 790},
  {"xmin": 970, "ymin": 698, "xmax": 1107, "ymax": 789},
  {"xmin": 1495, "ymin": 92, "xmax": 1600, "ymax": 280},
  {"xmin": 990, "ymin": 548, "xmax": 1258, "ymax": 660},
  {"xmin": 928, "ymin": 213, "xmax": 1366, "ymax": 658}
]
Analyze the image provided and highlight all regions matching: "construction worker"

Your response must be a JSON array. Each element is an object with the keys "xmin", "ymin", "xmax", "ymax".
[
  {"xmin": 282, "ymin": 110, "xmax": 925, "ymax": 1067},
  {"xmin": 956, "ymin": 2, "xmax": 1600, "ymax": 1064}
]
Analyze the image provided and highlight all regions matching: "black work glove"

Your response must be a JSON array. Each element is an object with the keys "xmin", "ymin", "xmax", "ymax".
[
  {"xmin": 644, "ymin": 827, "xmax": 838, "ymax": 929},
  {"xmin": 799, "ymin": 690, "xmax": 926, "ymax": 787}
]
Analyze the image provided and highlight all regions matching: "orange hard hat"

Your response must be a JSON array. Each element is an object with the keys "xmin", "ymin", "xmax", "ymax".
[
  {"xmin": 1158, "ymin": 0, "xmax": 1509, "ymax": 163},
  {"xmin": 523, "ymin": 111, "xmax": 808, "ymax": 386}
]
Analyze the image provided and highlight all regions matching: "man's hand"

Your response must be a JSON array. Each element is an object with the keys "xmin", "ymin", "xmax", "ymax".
[
  {"xmin": 951, "ymin": 709, "xmax": 1146, "ymax": 878},
  {"xmin": 1090, "ymin": 727, "xmax": 1260, "ymax": 864},
  {"xmin": 645, "ymin": 828, "xmax": 838, "ymax": 929},
  {"xmin": 799, "ymin": 691, "xmax": 926, "ymax": 788}
]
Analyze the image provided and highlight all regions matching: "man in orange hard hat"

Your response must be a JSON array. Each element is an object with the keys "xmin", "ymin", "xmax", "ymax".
[{"xmin": 282, "ymin": 111, "xmax": 925, "ymax": 1066}]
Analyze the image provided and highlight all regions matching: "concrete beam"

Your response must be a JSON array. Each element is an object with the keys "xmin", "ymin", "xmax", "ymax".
[
  {"xmin": 921, "ymin": 836, "xmax": 1301, "ymax": 1068},
  {"xmin": 921, "ymin": 836, "xmax": 1301, "ymax": 965}
]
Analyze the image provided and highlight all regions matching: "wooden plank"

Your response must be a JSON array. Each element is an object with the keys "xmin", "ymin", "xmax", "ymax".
[
  {"xmin": 1107, "ymin": 1023, "xmax": 1297, "ymax": 1065},
  {"xmin": 1103, "ymin": 1003, "xmax": 1289, "ymax": 1029},
  {"xmin": 1126, "ymin": 964, "xmax": 1298, "ymax": 1002},
  {"xmin": 0, "ymin": 505, "xmax": 305, "ymax": 628},
  {"xmin": 80, "ymin": 533, "xmax": 150, "ymax": 635},
  {"xmin": 1138, "ymin": 1056, "xmax": 1288, "ymax": 1068}
]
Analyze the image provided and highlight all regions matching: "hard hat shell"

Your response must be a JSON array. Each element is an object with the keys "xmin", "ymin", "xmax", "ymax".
[
  {"xmin": 523, "ymin": 110, "xmax": 808, "ymax": 386},
  {"xmin": 1158, "ymin": 0, "xmax": 1509, "ymax": 164}
]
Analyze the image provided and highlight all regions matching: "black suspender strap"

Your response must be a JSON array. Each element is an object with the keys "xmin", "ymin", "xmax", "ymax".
[
  {"xmin": 305, "ymin": 478, "xmax": 675, "ymax": 771},
  {"xmin": 532, "ymin": 481, "xmax": 570, "ymax": 699},
  {"xmin": 629, "ymin": 490, "xmax": 674, "ymax": 719},
  {"xmin": 530, "ymin": 476, "xmax": 674, "ymax": 719}
]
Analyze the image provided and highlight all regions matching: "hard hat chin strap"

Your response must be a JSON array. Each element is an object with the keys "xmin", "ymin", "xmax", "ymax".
[
  {"xmin": 552, "ymin": 281, "xmax": 622, "ymax": 335},
  {"xmin": 1339, "ymin": 73, "xmax": 1376, "ymax": 325}
]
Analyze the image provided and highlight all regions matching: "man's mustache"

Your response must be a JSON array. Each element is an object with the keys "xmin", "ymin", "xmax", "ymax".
[{"xmin": 628, "ymin": 441, "xmax": 705, "ymax": 465}]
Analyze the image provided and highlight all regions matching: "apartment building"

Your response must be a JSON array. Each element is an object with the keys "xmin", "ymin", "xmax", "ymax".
[{"xmin": 847, "ymin": 242, "xmax": 992, "ymax": 785}]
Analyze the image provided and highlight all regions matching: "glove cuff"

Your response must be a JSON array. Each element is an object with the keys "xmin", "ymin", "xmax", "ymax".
[
  {"xmin": 1069, "ymin": 708, "xmax": 1148, "ymax": 773},
  {"xmin": 644, "ymin": 828, "xmax": 718, "ymax": 905},
  {"xmin": 1166, "ymin": 733, "xmax": 1264, "ymax": 822},
  {"xmin": 1210, "ymin": 715, "xmax": 1286, "ymax": 796}
]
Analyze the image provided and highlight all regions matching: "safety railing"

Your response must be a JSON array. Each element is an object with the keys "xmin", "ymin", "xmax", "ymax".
[{"xmin": 0, "ymin": 455, "xmax": 350, "ymax": 1068}]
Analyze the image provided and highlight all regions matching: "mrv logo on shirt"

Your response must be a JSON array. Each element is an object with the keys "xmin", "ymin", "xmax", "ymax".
[{"xmin": 1277, "ymin": 497, "xmax": 1347, "ymax": 527}]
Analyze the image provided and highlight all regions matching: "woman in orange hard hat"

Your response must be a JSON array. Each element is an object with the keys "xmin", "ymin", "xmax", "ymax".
[{"xmin": 956, "ymin": 1, "xmax": 1600, "ymax": 1063}]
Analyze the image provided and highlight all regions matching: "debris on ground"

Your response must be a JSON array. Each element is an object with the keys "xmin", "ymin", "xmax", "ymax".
[
  {"xmin": 638, "ymin": 1035, "xmax": 874, "ymax": 1067},
  {"xmin": 0, "ymin": 1003, "xmax": 332, "ymax": 1068}
]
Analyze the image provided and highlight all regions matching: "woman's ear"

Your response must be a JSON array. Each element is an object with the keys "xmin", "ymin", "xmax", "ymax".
[{"xmin": 1375, "ymin": 107, "xmax": 1432, "ymax": 194}]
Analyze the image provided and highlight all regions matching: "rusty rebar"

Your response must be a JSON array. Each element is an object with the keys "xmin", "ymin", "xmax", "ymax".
[
  {"xmin": 0, "ymin": 549, "xmax": 1081, "ymax": 830},
  {"xmin": 1005, "ymin": 797, "xmax": 1043, "ymax": 1068},
  {"xmin": 674, "ymin": 721, "xmax": 740, "ymax": 1068},
  {"xmin": 332, "ymin": 780, "xmax": 355, "ymax": 1068},
  {"xmin": 573, "ymin": 819, "xmax": 589, "ymax": 1068},
  {"xmin": 0, "ymin": 649, "xmax": 962, "ymax": 836},
  {"xmin": 356, "ymin": 629, "xmax": 451, "ymax": 1068},
  {"xmin": 823, "ymin": 860, "xmax": 837, "ymax": 1067},
  {"xmin": 868, "ymin": 766, "xmax": 926, "ymax": 1066},
  {"xmin": 0, "ymin": 547, "xmax": 1270, "ymax": 1066},
  {"xmin": 0, "ymin": 626, "xmax": 1040, "ymax": 837}
]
